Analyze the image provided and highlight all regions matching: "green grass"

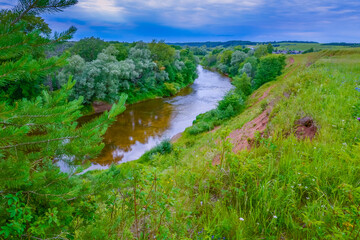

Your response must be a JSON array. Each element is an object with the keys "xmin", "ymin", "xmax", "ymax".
[
  {"xmin": 79, "ymin": 49, "xmax": 360, "ymax": 239},
  {"xmin": 274, "ymin": 42, "xmax": 351, "ymax": 51}
]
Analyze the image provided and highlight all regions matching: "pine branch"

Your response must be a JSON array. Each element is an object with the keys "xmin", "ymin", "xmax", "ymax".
[
  {"xmin": 11, "ymin": 0, "xmax": 79, "ymax": 25},
  {"xmin": 0, "ymin": 121, "xmax": 55, "ymax": 126},
  {"xmin": 0, "ymin": 136, "xmax": 78, "ymax": 149},
  {"xmin": 11, "ymin": 0, "xmax": 40, "ymax": 25}
]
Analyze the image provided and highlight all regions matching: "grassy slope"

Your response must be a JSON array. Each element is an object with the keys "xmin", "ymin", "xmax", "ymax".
[{"xmin": 84, "ymin": 49, "xmax": 360, "ymax": 239}]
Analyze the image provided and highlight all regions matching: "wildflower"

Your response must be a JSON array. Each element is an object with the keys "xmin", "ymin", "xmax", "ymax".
[
  {"xmin": 357, "ymin": 118, "xmax": 360, "ymax": 122},
  {"xmin": 298, "ymin": 184, "xmax": 301, "ymax": 187},
  {"xmin": 306, "ymin": 197, "xmax": 310, "ymax": 200},
  {"xmin": 291, "ymin": 186, "xmax": 294, "ymax": 188},
  {"xmin": 355, "ymin": 87, "xmax": 360, "ymax": 92},
  {"xmin": 239, "ymin": 217, "xmax": 244, "ymax": 221},
  {"xmin": 312, "ymin": 179, "xmax": 315, "ymax": 181},
  {"xmin": 273, "ymin": 215, "xmax": 277, "ymax": 219},
  {"xmin": 200, "ymin": 201, "xmax": 203, "ymax": 206},
  {"xmin": 305, "ymin": 186, "xmax": 308, "ymax": 189}
]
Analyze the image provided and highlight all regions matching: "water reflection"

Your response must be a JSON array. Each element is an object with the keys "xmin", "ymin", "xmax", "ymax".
[{"xmin": 59, "ymin": 66, "xmax": 233, "ymax": 172}]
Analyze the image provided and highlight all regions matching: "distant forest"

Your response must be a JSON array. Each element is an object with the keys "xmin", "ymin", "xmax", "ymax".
[{"xmin": 168, "ymin": 40, "xmax": 360, "ymax": 48}]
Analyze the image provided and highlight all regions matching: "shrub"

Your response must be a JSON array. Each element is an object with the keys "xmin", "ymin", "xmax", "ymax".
[
  {"xmin": 140, "ymin": 139, "xmax": 173, "ymax": 162},
  {"xmin": 233, "ymin": 73, "xmax": 252, "ymax": 96},
  {"xmin": 218, "ymin": 90, "xmax": 245, "ymax": 113},
  {"xmin": 253, "ymin": 54, "xmax": 286, "ymax": 89}
]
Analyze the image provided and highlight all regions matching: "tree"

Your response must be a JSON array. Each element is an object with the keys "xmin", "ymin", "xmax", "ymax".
[
  {"xmin": 219, "ymin": 50, "xmax": 233, "ymax": 66},
  {"xmin": 267, "ymin": 43, "xmax": 274, "ymax": 54},
  {"xmin": 254, "ymin": 45, "xmax": 269, "ymax": 58},
  {"xmin": 0, "ymin": 1, "xmax": 127, "ymax": 239},
  {"xmin": 70, "ymin": 37, "xmax": 110, "ymax": 62},
  {"xmin": 148, "ymin": 40, "xmax": 176, "ymax": 66},
  {"xmin": 253, "ymin": 54, "xmax": 286, "ymax": 89},
  {"xmin": 231, "ymin": 51, "xmax": 247, "ymax": 66},
  {"xmin": 233, "ymin": 72, "xmax": 252, "ymax": 96},
  {"xmin": 240, "ymin": 62, "xmax": 253, "ymax": 78},
  {"xmin": 0, "ymin": 0, "xmax": 78, "ymax": 102}
]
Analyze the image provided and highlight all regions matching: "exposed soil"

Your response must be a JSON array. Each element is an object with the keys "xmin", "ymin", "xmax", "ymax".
[
  {"xmin": 283, "ymin": 91, "xmax": 291, "ymax": 98},
  {"xmin": 286, "ymin": 57, "xmax": 295, "ymax": 67},
  {"xmin": 212, "ymin": 106, "xmax": 272, "ymax": 166},
  {"xmin": 252, "ymin": 85, "xmax": 275, "ymax": 105},
  {"xmin": 92, "ymin": 101, "xmax": 113, "ymax": 113},
  {"xmin": 170, "ymin": 132, "xmax": 183, "ymax": 143},
  {"xmin": 295, "ymin": 116, "xmax": 317, "ymax": 140}
]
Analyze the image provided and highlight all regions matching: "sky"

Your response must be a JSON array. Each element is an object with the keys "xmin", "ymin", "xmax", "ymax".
[{"xmin": 1, "ymin": 0, "xmax": 360, "ymax": 43}]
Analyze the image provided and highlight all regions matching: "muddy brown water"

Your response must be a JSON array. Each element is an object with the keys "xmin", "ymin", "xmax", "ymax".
[{"xmin": 58, "ymin": 66, "xmax": 233, "ymax": 172}]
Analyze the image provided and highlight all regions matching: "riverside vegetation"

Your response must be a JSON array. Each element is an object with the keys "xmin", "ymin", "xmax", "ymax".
[{"xmin": 1, "ymin": 1, "xmax": 360, "ymax": 239}]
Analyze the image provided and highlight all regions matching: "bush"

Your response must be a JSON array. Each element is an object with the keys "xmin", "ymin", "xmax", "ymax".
[
  {"xmin": 233, "ymin": 73, "xmax": 252, "ymax": 96},
  {"xmin": 140, "ymin": 139, "xmax": 173, "ymax": 162},
  {"xmin": 218, "ymin": 90, "xmax": 245, "ymax": 113},
  {"xmin": 253, "ymin": 54, "xmax": 286, "ymax": 89},
  {"xmin": 164, "ymin": 82, "xmax": 179, "ymax": 96}
]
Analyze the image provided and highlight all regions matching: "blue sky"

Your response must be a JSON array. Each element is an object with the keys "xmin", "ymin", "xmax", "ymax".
[{"xmin": 1, "ymin": 0, "xmax": 360, "ymax": 42}]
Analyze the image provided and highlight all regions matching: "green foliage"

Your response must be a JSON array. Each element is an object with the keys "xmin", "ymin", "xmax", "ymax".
[
  {"xmin": 254, "ymin": 44, "xmax": 269, "ymax": 58},
  {"xmin": 0, "ymin": 2, "xmax": 128, "ymax": 239},
  {"xmin": 70, "ymin": 37, "xmax": 110, "ymax": 62},
  {"xmin": 233, "ymin": 73, "xmax": 252, "ymax": 96},
  {"xmin": 267, "ymin": 43, "xmax": 274, "ymax": 53},
  {"xmin": 58, "ymin": 41, "xmax": 198, "ymax": 105},
  {"xmin": 220, "ymin": 50, "xmax": 233, "ymax": 66},
  {"xmin": 149, "ymin": 40, "xmax": 176, "ymax": 66},
  {"xmin": 139, "ymin": 139, "xmax": 173, "ymax": 162},
  {"xmin": 303, "ymin": 47, "xmax": 315, "ymax": 54},
  {"xmin": 253, "ymin": 54, "xmax": 286, "ymax": 89},
  {"xmin": 0, "ymin": 2, "xmax": 77, "ymax": 102}
]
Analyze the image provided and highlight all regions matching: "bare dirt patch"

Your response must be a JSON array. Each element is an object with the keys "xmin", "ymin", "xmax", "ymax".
[
  {"xmin": 92, "ymin": 101, "xmax": 113, "ymax": 113},
  {"xmin": 295, "ymin": 116, "xmax": 317, "ymax": 140},
  {"xmin": 170, "ymin": 132, "xmax": 182, "ymax": 143},
  {"xmin": 212, "ymin": 106, "xmax": 272, "ymax": 166},
  {"xmin": 286, "ymin": 57, "xmax": 295, "ymax": 67}
]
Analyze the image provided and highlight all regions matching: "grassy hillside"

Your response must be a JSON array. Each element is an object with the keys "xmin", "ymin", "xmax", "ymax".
[
  {"xmin": 274, "ymin": 42, "xmax": 350, "ymax": 51},
  {"xmin": 81, "ymin": 49, "xmax": 360, "ymax": 239}
]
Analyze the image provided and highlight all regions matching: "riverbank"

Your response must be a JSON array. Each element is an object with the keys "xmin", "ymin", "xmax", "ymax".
[{"xmin": 75, "ymin": 66, "xmax": 232, "ymax": 169}]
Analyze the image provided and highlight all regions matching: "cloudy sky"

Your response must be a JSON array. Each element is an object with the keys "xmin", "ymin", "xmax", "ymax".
[{"xmin": 1, "ymin": 0, "xmax": 360, "ymax": 42}]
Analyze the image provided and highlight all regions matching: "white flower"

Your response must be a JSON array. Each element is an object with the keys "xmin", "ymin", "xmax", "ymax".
[
  {"xmin": 312, "ymin": 179, "xmax": 315, "ymax": 181},
  {"xmin": 239, "ymin": 218, "xmax": 244, "ymax": 221},
  {"xmin": 298, "ymin": 184, "xmax": 301, "ymax": 187},
  {"xmin": 273, "ymin": 215, "xmax": 277, "ymax": 219},
  {"xmin": 306, "ymin": 197, "xmax": 310, "ymax": 200},
  {"xmin": 305, "ymin": 186, "xmax": 308, "ymax": 189}
]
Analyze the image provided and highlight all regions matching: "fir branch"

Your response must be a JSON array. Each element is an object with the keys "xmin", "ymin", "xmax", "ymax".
[{"xmin": 0, "ymin": 136, "xmax": 78, "ymax": 149}]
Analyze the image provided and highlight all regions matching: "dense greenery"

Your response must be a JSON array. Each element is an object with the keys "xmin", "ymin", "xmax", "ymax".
[
  {"xmin": 56, "ymin": 40, "xmax": 198, "ymax": 105},
  {"xmin": 0, "ymin": 1, "xmax": 126, "ymax": 239}
]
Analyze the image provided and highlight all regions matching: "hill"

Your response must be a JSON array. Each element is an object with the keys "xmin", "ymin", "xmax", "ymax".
[{"xmin": 76, "ymin": 48, "xmax": 360, "ymax": 239}]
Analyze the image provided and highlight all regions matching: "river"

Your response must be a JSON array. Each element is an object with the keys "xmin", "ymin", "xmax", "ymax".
[{"xmin": 58, "ymin": 66, "xmax": 233, "ymax": 172}]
